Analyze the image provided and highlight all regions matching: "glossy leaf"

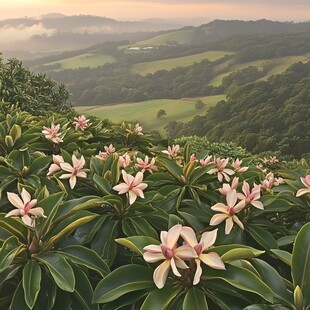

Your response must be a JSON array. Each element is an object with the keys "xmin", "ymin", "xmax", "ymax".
[
  {"xmin": 291, "ymin": 222, "xmax": 310, "ymax": 307},
  {"xmin": 116, "ymin": 236, "xmax": 160, "ymax": 255},
  {"xmin": 35, "ymin": 253, "xmax": 75, "ymax": 292},
  {"xmin": 22, "ymin": 260, "xmax": 41, "ymax": 309},
  {"xmin": 58, "ymin": 245, "xmax": 110, "ymax": 277},
  {"xmin": 270, "ymin": 249, "xmax": 292, "ymax": 266},
  {"xmin": 247, "ymin": 225, "xmax": 279, "ymax": 250},
  {"xmin": 93, "ymin": 265, "xmax": 154, "ymax": 303},
  {"xmin": 183, "ymin": 287, "xmax": 208, "ymax": 310},
  {"xmin": 0, "ymin": 236, "xmax": 23, "ymax": 273},
  {"xmin": 221, "ymin": 248, "xmax": 265, "ymax": 263},
  {"xmin": 140, "ymin": 286, "xmax": 181, "ymax": 310}
]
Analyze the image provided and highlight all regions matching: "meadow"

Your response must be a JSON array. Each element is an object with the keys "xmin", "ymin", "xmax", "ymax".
[
  {"xmin": 76, "ymin": 94, "xmax": 225, "ymax": 135},
  {"xmin": 131, "ymin": 51, "xmax": 234, "ymax": 75}
]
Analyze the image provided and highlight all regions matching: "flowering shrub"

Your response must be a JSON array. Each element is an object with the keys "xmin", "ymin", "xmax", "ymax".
[{"xmin": 0, "ymin": 103, "xmax": 309, "ymax": 309}]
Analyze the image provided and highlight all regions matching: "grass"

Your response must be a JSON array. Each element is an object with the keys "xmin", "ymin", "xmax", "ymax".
[
  {"xmin": 131, "ymin": 51, "xmax": 234, "ymax": 76},
  {"xmin": 76, "ymin": 94, "xmax": 225, "ymax": 136},
  {"xmin": 127, "ymin": 30, "xmax": 195, "ymax": 48},
  {"xmin": 208, "ymin": 53, "xmax": 310, "ymax": 86},
  {"xmin": 45, "ymin": 53, "xmax": 116, "ymax": 69}
]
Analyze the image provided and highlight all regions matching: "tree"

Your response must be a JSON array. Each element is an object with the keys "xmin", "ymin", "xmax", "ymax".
[
  {"xmin": 195, "ymin": 100, "xmax": 205, "ymax": 110},
  {"xmin": 157, "ymin": 109, "xmax": 167, "ymax": 119}
]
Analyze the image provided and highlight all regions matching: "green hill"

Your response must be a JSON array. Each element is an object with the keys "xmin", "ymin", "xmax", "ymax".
[{"xmin": 76, "ymin": 95, "xmax": 225, "ymax": 135}]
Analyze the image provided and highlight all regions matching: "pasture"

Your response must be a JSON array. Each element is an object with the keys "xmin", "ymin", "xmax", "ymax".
[{"xmin": 76, "ymin": 94, "xmax": 225, "ymax": 135}]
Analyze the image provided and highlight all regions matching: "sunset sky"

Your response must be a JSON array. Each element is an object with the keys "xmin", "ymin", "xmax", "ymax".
[{"xmin": 0, "ymin": 0, "xmax": 309, "ymax": 22}]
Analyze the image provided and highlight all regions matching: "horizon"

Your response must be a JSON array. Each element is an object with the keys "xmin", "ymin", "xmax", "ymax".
[{"xmin": 0, "ymin": 1, "xmax": 310, "ymax": 22}]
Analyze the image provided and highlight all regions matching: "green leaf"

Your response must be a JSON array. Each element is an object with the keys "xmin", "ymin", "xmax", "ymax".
[
  {"xmin": 38, "ymin": 192, "xmax": 64, "ymax": 218},
  {"xmin": 116, "ymin": 236, "xmax": 160, "ymax": 255},
  {"xmin": 93, "ymin": 174, "xmax": 112, "ymax": 195},
  {"xmin": 72, "ymin": 266, "xmax": 99, "ymax": 310},
  {"xmin": 202, "ymin": 263, "xmax": 275, "ymax": 303},
  {"xmin": 91, "ymin": 219, "xmax": 118, "ymax": 266},
  {"xmin": 156, "ymin": 157, "xmax": 182, "ymax": 180},
  {"xmin": 35, "ymin": 253, "xmax": 75, "ymax": 292},
  {"xmin": 22, "ymin": 260, "xmax": 41, "ymax": 309},
  {"xmin": 183, "ymin": 287, "xmax": 208, "ymax": 310},
  {"xmin": 251, "ymin": 258, "xmax": 293, "ymax": 307},
  {"xmin": 93, "ymin": 265, "xmax": 154, "ymax": 303},
  {"xmin": 122, "ymin": 217, "xmax": 158, "ymax": 239},
  {"xmin": 0, "ymin": 236, "xmax": 23, "ymax": 273},
  {"xmin": 291, "ymin": 222, "xmax": 310, "ymax": 307},
  {"xmin": 140, "ymin": 286, "xmax": 181, "ymax": 310},
  {"xmin": 244, "ymin": 305, "xmax": 291, "ymax": 310},
  {"xmin": 58, "ymin": 245, "xmax": 110, "ymax": 277},
  {"xmin": 9, "ymin": 281, "xmax": 28, "ymax": 310},
  {"xmin": 221, "ymin": 248, "xmax": 265, "ymax": 263},
  {"xmin": 270, "ymin": 249, "xmax": 292, "ymax": 266},
  {"xmin": 247, "ymin": 225, "xmax": 279, "ymax": 250},
  {"xmin": 0, "ymin": 217, "xmax": 28, "ymax": 243}
]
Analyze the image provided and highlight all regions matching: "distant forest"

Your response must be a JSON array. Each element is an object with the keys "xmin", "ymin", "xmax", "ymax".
[
  {"xmin": 39, "ymin": 30, "xmax": 310, "ymax": 106},
  {"xmin": 166, "ymin": 62, "xmax": 310, "ymax": 158}
]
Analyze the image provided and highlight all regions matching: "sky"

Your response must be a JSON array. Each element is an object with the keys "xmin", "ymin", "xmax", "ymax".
[{"xmin": 0, "ymin": 0, "xmax": 309, "ymax": 22}]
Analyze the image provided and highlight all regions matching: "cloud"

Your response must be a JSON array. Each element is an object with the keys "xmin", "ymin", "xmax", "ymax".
[{"xmin": 0, "ymin": 23, "xmax": 54, "ymax": 42}]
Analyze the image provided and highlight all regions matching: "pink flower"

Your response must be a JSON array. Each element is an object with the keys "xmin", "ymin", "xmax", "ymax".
[
  {"xmin": 181, "ymin": 227, "xmax": 225, "ymax": 285},
  {"xmin": 232, "ymin": 158, "xmax": 248, "ymax": 173},
  {"xmin": 47, "ymin": 155, "xmax": 64, "ymax": 176},
  {"xmin": 263, "ymin": 156, "xmax": 279, "ymax": 165},
  {"xmin": 134, "ymin": 123, "xmax": 143, "ymax": 135},
  {"xmin": 59, "ymin": 155, "xmax": 90, "ymax": 189},
  {"xmin": 219, "ymin": 177, "xmax": 239, "ymax": 196},
  {"xmin": 199, "ymin": 155, "xmax": 214, "ymax": 167},
  {"xmin": 6, "ymin": 188, "xmax": 46, "ymax": 227},
  {"xmin": 210, "ymin": 190, "xmax": 245, "ymax": 234},
  {"xmin": 237, "ymin": 181, "xmax": 263, "ymax": 210},
  {"xmin": 143, "ymin": 224, "xmax": 197, "ymax": 289},
  {"xmin": 208, "ymin": 158, "xmax": 235, "ymax": 182},
  {"xmin": 119, "ymin": 153, "xmax": 132, "ymax": 168},
  {"xmin": 190, "ymin": 154, "xmax": 197, "ymax": 162},
  {"xmin": 73, "ymin": 115, "xmax": 92, "ymax": 131},
  {"xmin": 42, "ymin": 123, "xmax": 63, "ymax": 144},
  {"xmin": 261, "ymin": 172, "xmax": 283, "ymax": 191},
  {"xmin": 296, "ymin": 175, "xmax": 310, "ymax": 197},
  {"xmin": 95, "ymin": 144, "xmax": 115, "ymax": 160},
  {"xmin": 135, "ymin": 156, "xmax": 158, "ymax": 173},
  {"xmin": 162, "ymin": 145, "xmax": 180, "ymax": 157},
  {"xmin": 113, "ymin": 170, "xmax": 148, "ymax": 205}
]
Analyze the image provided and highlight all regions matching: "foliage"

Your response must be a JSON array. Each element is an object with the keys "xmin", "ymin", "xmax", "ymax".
[
  {"xmin": 167, "ymin": 62, "xmax": 310, "ymax": 158},
  {"xmin": 0, "ymin": 58, "xmax": 72, "ymax": 116},
  {"xmin": 157, "ymin": 109, "xmax": 167, "ymax": 119},
  {"xmin": 0, "ymin": 102, "xmax": 309, "ymax": 309}
]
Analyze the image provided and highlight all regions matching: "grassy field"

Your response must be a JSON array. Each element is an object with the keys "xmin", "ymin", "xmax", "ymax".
[
  {"xmin": 126, "ymin": 30, "xmax": 195, "ymax": 48},
  {"xmin": 131, "ymin": 51, "xmax": 234, "ymax": 76},
  {"xmin": 76, "ymin": 94, "xmax": 225, "ymax": 135},
  {"xmin": 45, "ymin": 53, "xmax": 116, "ymax": 69},
  {"xmin": 208, "ymin": 54, "xmax": 310, "ymax": 86}
]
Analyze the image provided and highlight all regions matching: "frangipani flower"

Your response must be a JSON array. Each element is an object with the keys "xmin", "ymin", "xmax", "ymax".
[
  {"xmin": 210, "ymin": 190, "xmax": 245, "ymax": 234},
  {"xmin": 47, "ymin": 155, "xmax": 64, "ymax": 176},
  {"xmin": 219, "ymin": 177, "xmax": 239, "ymax": 196},
  {"xmin": 134, "ymin": 123, "xmax": 143, "ymax": 135},
  {"xmin": 181, "ymin": 227, "xmax": 225, "ymax": 285},
  {"xmin": 143, "ymin": 224, "xmax": 197, "ymax": 289},
  {"xmin": 73, "ymin": 115, "xmax": 92, "ymax": 131},
  {"xmin": 113, "ymin": 170, "xmax": 148, "ymax": 205},
  {"xmin": 42, "ymin": 123, "xmax": 63, "ymax": 144},
  {"xmin": 238, "ymin": 181, "xmax": 263, "ymax": 210},
  {"xmin": 59, "ymin": 155, "xmax": 90, "ymax": 189},
  {"xmin": 119, "ymin": 153, "xmax": 132, "ymax": 168},
  {"xmin": 232, "ymin": 158, "xmax": 248, "ymax": 173},
  {"xmin": 199, "ymin": 155, "xmax": 214, "ymax": 167},
  {"xmin": 208, "ymin": 158, "xmax": 235, "ymax": 182},
  {"xmin": 162, "ymin": 145, "xmax": 180, "ymax": 157},
  {"xmin": 296, "ymin": 175, "xmax": 310, "ymax": 197},
  {"xmin": 135, "ymin": 156, "xmax": 158, "ymax": 173},
  {"xmin": 6, "ymin": 188, "xmax": 46, "ymax": 227},
  {"xmin": 95, "ymin": 144, "xmax": 115, "ymax": 160}
]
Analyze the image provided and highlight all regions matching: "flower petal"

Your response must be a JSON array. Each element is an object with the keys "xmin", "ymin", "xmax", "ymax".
[
  {"xmin": 211, "ymin": 203, "xmax": 227, "ymax": 213},
  {"xmin": 29, "ymin": 207, "xmax": 45, "ymax": 218},
  {"xmin": 143, "ymin": 252, "xmax": 165, "ymax": 263},
  {"xmin": 210, "ymin": 214, "xmax": 228, "ymax": 226},
  {"xmin": 21, "ymin": 188, "xmax": 31, "ymax": 205},
  {"xmin": 251, "ymin": 200, "xmax": 264, "ymax": 210},
  {"xmin": 143, "ymin": 245, "xmax": 162, "ymax": 253},
  {"xmin": 200, "ymin": 252, "xmax": 225, "ymax": 270},
  {"xmin": 174, "ymin": 245, "xmax": 197, "ymax": 259},
  {"xmin": 5, "ymin": 209, "xmax": 23, "ymax": 217},
  {"xmin": 153, "ymin": 259, "xmax": 171, "ymax": 289},
  {"xmin": 193, "ymin": 258, "xmax": 202, "ymax": 285},
  {"xmin": 60, "ymin": 163, "xmax": 73, "ymax": 172},
  {"xmin": 180, "ymin": 226, "xmax": 198, "ymax": 247},
  {"xmin": 128, "ymin": 191, "xmax": 137, "ymax": 205},
  {"xmin": 166, "ymin": 224, "xmax": 182, "ymax": 249},
  {"xmin": 225, "ymin": 217, "xmax": 234, "ymax": 234},
  {"xmin": 7, "ymin": 192, "xmax": 24, "ymax": 209},
  {"xmin": 133, "ymin": 171, "xmax": 144, "ymax": 186},
  {"xmin": 226, "ymin": 190, "xmax": 237, "ymax": 207},
  {"xmin": 69, "ymin": 176, "xmax": 77, "ymax": 189},
  {"xmin": 22, "ymin": 214, "xmax": 35, "ymax": 227},
  {"xmin": 200, "ymin": 229, "xmax": 218, "ymax": 251},
  {"xmin": 232, "ymin": 215, "xmax": 244, "ymax": 230},
  {"xmin": 170, "ymin": 257, "xmax": 181, "ymax": 277}
]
